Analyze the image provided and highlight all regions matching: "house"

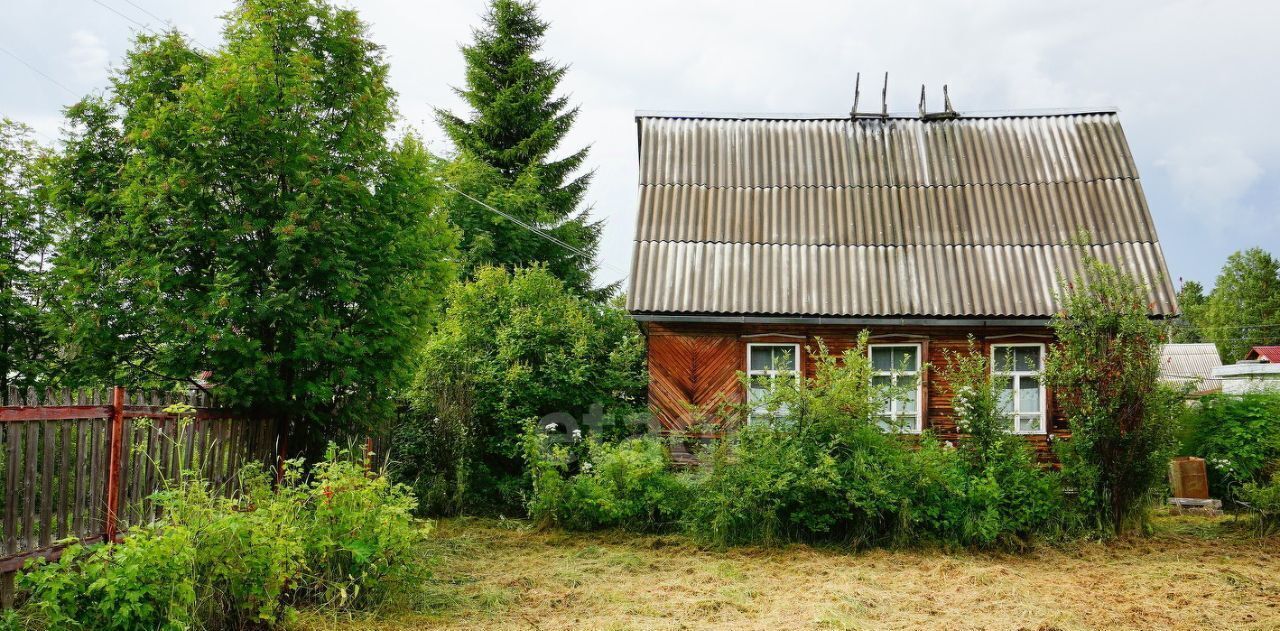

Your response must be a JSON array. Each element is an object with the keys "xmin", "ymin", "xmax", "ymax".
[
  {"xmin": 625, "ymin": 107, "xmax": 1177, "ymax": 458},
  {"xmin": 1243, "ymin": 346, "xmax": 1280, "ymax": 363},
  {"xmin": 1159, "ymin": 343, "xmax": 1223, "ymax": 395}
]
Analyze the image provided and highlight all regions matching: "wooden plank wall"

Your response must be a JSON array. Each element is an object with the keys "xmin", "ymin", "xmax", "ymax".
[
  {"xmin": 644, "ymin": 321, "xmax": 1069, "ymax": 459},
  {"xmin": 0, "ymin": 387, "xmax": 281, "ymax": 601}
]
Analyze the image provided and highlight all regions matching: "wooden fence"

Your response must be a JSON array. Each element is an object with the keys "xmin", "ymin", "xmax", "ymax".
[{"xmin": 0, "ymin": 387, "xmax": 282, "ymax": 603}]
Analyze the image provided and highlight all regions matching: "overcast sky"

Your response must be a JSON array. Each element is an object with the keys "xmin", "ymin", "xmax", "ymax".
[{"xmin": 4, "ymin": 0, "xmax": 1279, "ymax": 292}]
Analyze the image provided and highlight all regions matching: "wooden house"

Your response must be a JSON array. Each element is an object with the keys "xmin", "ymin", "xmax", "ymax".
[{"xmin": 625, "ymin": 108, "xmax": 1177, "ymax": 457}]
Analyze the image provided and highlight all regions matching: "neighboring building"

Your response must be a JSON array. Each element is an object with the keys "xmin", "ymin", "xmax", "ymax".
[
  {"xmin": 1159, "ymin": 343, "xmax": 1223, "ymax": 395},
  {"xmin": 1212, "ymin": 360, "xmax": 1280, "ymax": 394},
  {"xmin": 625, "ymin": 107, "xmax": 1177, "ymax": 458},
  {"xmin": 1243, "ymin": 346, "xmax": 1280, "ymax": 363}
]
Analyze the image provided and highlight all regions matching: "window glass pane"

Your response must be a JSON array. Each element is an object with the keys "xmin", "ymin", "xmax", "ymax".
[
  {"xmin": 899, "ymin": 375, "xmax": 919, "ymax": 413},
  {"xmin": 871, "ymin": 347, "xmax": 895, "ymax": 371},
  {"xmin": 1015, "ymin": 347, "xmax": 1042, "ymax": 372},
  {"xmin": 893, "ymin": 347, "xmax": 918, "ymax": 371},
  {"xmin": 994, "ymin": 347, "xmax": 1017, "ymax": 372},
  {"xmin": 750, "ymin": 346, "xmax": 796, "ymax": 372},
  {"xmin": 1017, "ymin": 414, "xmax": 1042, "ymax": 433},
  {"xmin": 877, "ymin": 415, "xmax": 907, "ymax": 432},
  {"xmin": 1018, "ymin": 376, "xmax": 1041, "ymax": 413},
  {"xmin": 872, "ymin": 346, "xmax": 918, "ymax": 372},
  {"xmin": 996, "ymin": 376, "xmax": 1014, "ymax": 415}
]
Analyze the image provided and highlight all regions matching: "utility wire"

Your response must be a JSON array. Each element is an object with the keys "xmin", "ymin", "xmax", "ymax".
[
  {"xmin": 0, "ymin": 45, "xmax": 78, "ymax": 98},
  {"xmin": 438, "ymin": 180, "xmax": 629, "ymax": 283},
  {"xmin": 118, "ymin": 0, "xmax": 217, "ymax": 53},
  {"xmin": 90, "ymin": 0, "xmax": 214, "ymax": 56}
]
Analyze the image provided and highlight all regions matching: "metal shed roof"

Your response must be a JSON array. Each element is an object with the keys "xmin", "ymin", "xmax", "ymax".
[
  {"xmin": 626, "ymin": 110, "xmax": 1176, "ymax": 319},
  {"xmin": 1160, "ymin": 343, "xmax": 1223, "ymax": 393}
]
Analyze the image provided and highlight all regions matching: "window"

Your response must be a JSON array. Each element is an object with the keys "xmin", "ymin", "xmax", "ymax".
[
  {"xmin": 992, "ymin": 344, "xmax": 1045, "ymax": 434},
  {"xmin": 870, "ymin": 344, "xmax": 922, "ymax": 433},
  {"xmin": 747, "ymin": 344, "xmax": 800, "ymax": 423}
]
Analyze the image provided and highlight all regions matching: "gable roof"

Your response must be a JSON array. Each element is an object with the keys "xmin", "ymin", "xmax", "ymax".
[
  {"xmin": 626, "ymin": 109, "xmax": 1177, "ymax": 319},
  {"xmin": 1160, "ymin": 343, "xmax": 1223, "ymax": 393},
  {"xmin": 1245, "ymin": 346, "xmax": 1280, "ymax": 363}
]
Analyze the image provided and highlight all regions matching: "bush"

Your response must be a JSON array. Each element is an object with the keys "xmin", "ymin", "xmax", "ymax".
[
  {"xmin": 397, "ymin": 266, "xmax": 647, "ymax": 515},
  {"xmin": 12, "ymin": 526, "xmax": 196, "ymax": 631},
  {"xmin": 1239, "ymin": 468, "xmax": 1280, "ymax": 536},
  {"xmin": 684, "ymin": 335, "xmax": 1067, "ymax": 549},
  {"xmin": 941, "ymin": 340, "xmax": 1069, "ymax": 546},
  {"xmin": 8, "ymin": 434, "xmax": 423, "ymax": 630},
  {"xmin": 1044, "ymin": 258, "xmax": 1180, "ymax": 536},
  {"xmin": 524, "ymin": 423, "xmax": 690, "ymax": 532},
  {"xmin": 1181, "ymin": 393, "xmax": 1280, "ymax": 498}
]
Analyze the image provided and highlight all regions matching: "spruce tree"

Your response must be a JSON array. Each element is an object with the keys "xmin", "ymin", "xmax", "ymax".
[{"xmin": 437, "ymin": 0, "xmax": 605, "ymax": 296}]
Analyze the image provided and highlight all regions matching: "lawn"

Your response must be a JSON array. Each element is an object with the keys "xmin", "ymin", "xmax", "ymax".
[{"xmin": 296, "ymin": 512, "xmax": 1280, "ymax": 630}]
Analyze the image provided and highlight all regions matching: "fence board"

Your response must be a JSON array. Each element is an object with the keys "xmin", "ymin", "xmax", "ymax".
[{"xmin": 0, "ymin": 388, "xmax": 284, "ymax": 594}]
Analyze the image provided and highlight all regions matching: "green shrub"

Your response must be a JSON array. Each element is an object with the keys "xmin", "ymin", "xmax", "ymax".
[
  {"xmin": 524, "ymin": 423, "xmax": 689, "ymax": 532},
  {"xmin": 298, "ymin": 444, "xmax": 423, "ymax": 610},
  {"xmin": 940, "ymin": 341, "xmax": 1069, "ymax": 546},
  {"xmin": 13, "ymin": 526, "xmax": 196, "ymax": 631},
  {"xmin": 1239, "ymin": 468, "xmax": 1280, "ymax": 535},
  {"xmin": 682, "ymin": 335, "xmax": 1068, "ymax": 550},
  {"xmin": 1181, "ymin": 393, "xmax": 1280, "ymax": 498},
  {"xmin": 399, "ymin": 267, "xmax": 647, "ymax": 515},
  {"xmin": 1044, "ymin": 258, "xmax": 1181, "ymax": 536},
  {"xmin": 9, "ymin": 438, "xmax": 423, "ymax": 629}
]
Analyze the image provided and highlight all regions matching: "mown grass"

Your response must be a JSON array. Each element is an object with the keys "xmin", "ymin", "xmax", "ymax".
[{"xmin": 294, "ymin": 510, "xmax": 1280, "ymax": 630}]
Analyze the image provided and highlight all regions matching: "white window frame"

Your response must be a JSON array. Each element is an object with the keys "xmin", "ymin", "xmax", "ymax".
[
  {"xmin": 746, "ymin": 343, "xmax": 801, "ymax": 423},
  {"xmin": 869, "ymin": 343, "xmax": 924, "ymax": 433},
  {"xmin": 991, "ymin": 343, "xmax": 1046, "ymax": 435}
]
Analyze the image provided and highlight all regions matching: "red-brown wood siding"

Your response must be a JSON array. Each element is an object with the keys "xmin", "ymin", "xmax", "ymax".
[{"xmin": 644, "ymin": 321, "xmax": 1069, "ymax": 460}]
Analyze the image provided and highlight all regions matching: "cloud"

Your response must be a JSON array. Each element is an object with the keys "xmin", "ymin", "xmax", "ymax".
[{"xmin": 65, "ymin": 30, "xmax": 110, "ymax": 84}]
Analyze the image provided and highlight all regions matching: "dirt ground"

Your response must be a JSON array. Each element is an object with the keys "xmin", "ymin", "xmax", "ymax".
[{"xmin": 296, "ymin": 512, "xmax": 1280, "ymax": 630}]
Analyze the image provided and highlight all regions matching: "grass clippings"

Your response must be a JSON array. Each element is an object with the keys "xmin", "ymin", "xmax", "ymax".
[{"xmin": 295, "ymin": 512, "xmax": 1280, "ymax": 630}]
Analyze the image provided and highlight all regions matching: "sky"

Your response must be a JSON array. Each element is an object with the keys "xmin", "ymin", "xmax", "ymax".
[{"xmin": 3, "ymin": 0, "xmax": 1279, "ymax": 293}]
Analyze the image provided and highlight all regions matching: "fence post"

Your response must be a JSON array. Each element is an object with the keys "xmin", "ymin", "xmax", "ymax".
[{"xmin": 104, "ymin": 386, "xmax": 125, "ymax": 544}]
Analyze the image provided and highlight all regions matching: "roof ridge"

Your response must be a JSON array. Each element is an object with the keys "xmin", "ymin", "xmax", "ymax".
[
  {"xmin": 638, "ymin": 178, "xmax": 1141, "ymax": 190},
  {"xmin": 635, "ymin": 106, "xmax": 1120, "ymax": 121}
]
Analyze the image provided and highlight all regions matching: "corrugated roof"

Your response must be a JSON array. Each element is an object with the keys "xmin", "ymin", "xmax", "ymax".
[
  {"xmin": 1244, "ymin": 346, "xmax": 1280, "ymax": 363},
  {"xmin": 1160, "ymin": 343, "xmax": 1223, "ymax": 393},
  {"xmin": 627, "ymin": 110, "xmax": 1176, "ymax": 318}
]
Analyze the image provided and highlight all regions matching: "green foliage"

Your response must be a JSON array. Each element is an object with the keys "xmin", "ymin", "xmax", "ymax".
[
  {"xmin": 436, "ymin": 0, "xmax": 603, "ymax": 296},
  {"xmin": 0, "ymin": 120, "xmax": 55, "ymax": 398},
  {"xmin": 396, "ymin": 266, "xmax": 646, "ymax": 515},
  {"xmin": 13, "ymin": 527, "xmax": 196, "ymax": 631},
  {"xmin": 10, "ymin": 438, "xmax": 423, "ymax": 629},
  {"xmin": 48, "ymin": 0, "xmax": 457, "ymax": 441},
  {"xmin": 1168, "ymin": 280, "xmax": 1208, "ymax": 343},
  {"xmin": 1045, "ymin": 258, "xmax": 1180, "ymax": 536},
  {"xmin": 1200, "ymin": 248, "xmax": 1280, "ymax": 362},
  {"xmin": 1239, "ymin": 469, "xmax": 1280, "ymax": 536},
  {"xmin": 523, "ymin": 423, "xmax": 690, "ymax": 532},
  {"xmin": 941, "ymin": 340, "xmax": 1070, "ymax": 545},
  {"xmin": 684, "ymin": 336, "xmax": 1066, "ymax": 549},
  {"xmin": 1181, "ymin": 393, "xmax": 1280, "ymax": 498}
]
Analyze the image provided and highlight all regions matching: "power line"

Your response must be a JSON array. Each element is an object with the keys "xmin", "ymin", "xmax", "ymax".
[
  {"xmin": 0, "ymin": 45, "xmax": 78, "ymax": 98},
  {"xmin": 90, "ymin": 0, "xmax": 214, "ymax": 56},
  {"xmin": 118, "ymin": 0, "xmax": 217, "ymax": 53},
  {"xmin": 438, "ymin": 180, "xmax": 628, "ymax": 283}
]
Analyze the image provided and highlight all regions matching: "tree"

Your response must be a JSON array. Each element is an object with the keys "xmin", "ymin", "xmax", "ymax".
[
  {"xmin": 397, "ymin": 266, "xmax": 645, "ymax": 514},
  {"xmin": 50, "ymin": 0, "xmax": 457, "ymax": 444},
  {"xmin": 1167, "ymin": 280, "xmax": 1207, "ymax": 343},
  {"xmin": 1202, "ymin": 248, "xmax": 1280, "ymax": 362},
  {"xmin": 0, "ymin": 120, "xmax": 55, "ymax": 400},
  {"xmin": 1044, "ymin": 259, "xmax": 1179, "ymax": 536},
  {"xmin": 435, "ymin": 0, "xmax": 605, "ymax": 297}
]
